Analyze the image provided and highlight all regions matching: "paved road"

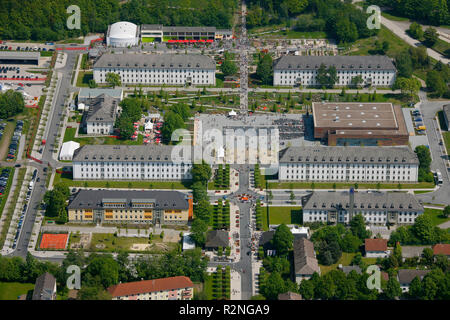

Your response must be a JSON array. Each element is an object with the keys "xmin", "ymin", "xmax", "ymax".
[
  {"xmin": 8, "ymin": 48, "xmax": 82, "ymax": 259},
  {"xmin": 414, "ymin": 90, "xmax": 450, "ymax": 205}
]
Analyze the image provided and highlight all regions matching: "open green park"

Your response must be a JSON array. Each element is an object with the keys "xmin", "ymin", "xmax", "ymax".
[{"xmin": 0, "ymin": 282, "xmax": 34, "ymax": 300}]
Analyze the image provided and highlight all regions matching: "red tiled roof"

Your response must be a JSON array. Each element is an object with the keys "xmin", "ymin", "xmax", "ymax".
[
  {"xmin": 107, "ymin": 276, "xmax": 193, "ymax": 298},
  {"xmin": 433, "ymin": 243, "xmax": 450, "ymax": 256},
  {"xmin": 365, "ymin": 238, "xmax": 387, "ymax": 252}
]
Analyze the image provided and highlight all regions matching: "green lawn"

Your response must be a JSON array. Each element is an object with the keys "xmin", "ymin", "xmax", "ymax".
[
  {"xmin": 142, "ymin": 37, "xmax": 155, "ymax": 43},
  {"xmin": 0, "ymin": 282, "xmax": 34, "ymax": 300},
  {"xmin": 381, "ymin": 11, "xmax": 410, "ymax": 22},
  {"xmin": 267, "ymin": 181, "xmax": 435, "ymax": 190},
  {"xmin": 63, "ymin": 127, "xmax": 144, "ymax": 146},
  {"xmin": 443, "ymin": 131, "xmax": 450, "ymax": 155},
  {"xmin": 267, "ymin": 206, "xmax": 302, "ymax": 225},
  {"xmin": 424, "ymin": 208, "xmax": 450, "ymax": 227},
  {"xmin": 76, "ymin": 71, "xmax": 93, "ymax": 87},
  {"xmin": 202, "ymin": 275, "xmax": 213, "ymax": 300},
  {"xmin": 53, "ymin": 172, "xmax": 190, "ymax": 189},
  {"xmin": 348, "ymin": 26, "xmax": 411, "ymax": 58},
  {"xmin": 319, "ymin": 252, "xmax": 357, "ymax": 274}
]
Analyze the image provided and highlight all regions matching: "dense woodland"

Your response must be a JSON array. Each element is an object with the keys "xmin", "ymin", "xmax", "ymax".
[
  {"xmin": 0, "ymin": 0, "xmax": 237, "ymax": 41},
  {"xmin": 246, "ymin": 0, "xmax": 378, "ymax": 43},
  {"xmin": 367, "ymin": 0, "xmax": 450, "ymax": 26}
]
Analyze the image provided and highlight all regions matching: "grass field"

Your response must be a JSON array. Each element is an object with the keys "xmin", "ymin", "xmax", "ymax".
[
  {"xmin": 142, "ymin": 37, "xmax": 155, "ymax": 43},
  {"xmin": 0, "ymin": 282, "xmax": 34, "ymax": 300},
  {"xmin": 63, "ymin": 127, "xmax": 144, "ymax": 146},
  {"xmin": 267, "ymin": 181, "xmax": 435, "ymax": 190},
  {"xmin": 424, "ymin": 208, "xmax": 450, "ymax": 227},
  {"xmin": 319, "ymin": 252, "xmax": 378, "ymax": 274},
  {"xmin": 76, "ymin": 71, "xmax": 93, "ymax": 87},
  {"xmin": 267, "ymin": 206, "xmax": 302, "ymax": 225},
  {"xmin": 53, "ymin": 172, "xmax": 190, "ymax": 190},
  {"xmin": 348, "ymin": 26, "xmax": 411, "ymax": 58}
]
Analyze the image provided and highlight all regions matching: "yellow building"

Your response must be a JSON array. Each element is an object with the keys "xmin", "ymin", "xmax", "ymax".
[{"xmin": 68, "ymin": 190, "xmax": 193, "ymax": 225}]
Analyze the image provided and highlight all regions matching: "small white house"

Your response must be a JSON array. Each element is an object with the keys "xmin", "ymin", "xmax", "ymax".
[{"xmin": 59, "ymin": 141, "xmax": 80, "ymax": 161}]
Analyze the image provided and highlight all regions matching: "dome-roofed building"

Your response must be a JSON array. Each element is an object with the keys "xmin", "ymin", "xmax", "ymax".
[{"xmin": 106, "ymin": 22, "xmax": 139, "ymax": 47}]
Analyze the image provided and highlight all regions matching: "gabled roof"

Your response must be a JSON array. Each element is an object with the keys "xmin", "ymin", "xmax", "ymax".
[
  {"xmin": 294, "ymin": 238, "xmax": 320, "ymax": 275},
  {"xmin": 342, "ymin": 265, "xmax": 362, "ymax": 275},
  {"xmin": 205, "ymin": 230, "xmax": 229, "ymax": 248},
  {"xmin": 84, "ymin": 94, "xmax": 119, "ymax": 123},
  {"xmin": 107, "ymin": 276, "xmax": 193, "ymax": 297},
  {"xmin": 365, "ymin": 238, "xmax": 388, "ymax": 252},
  {"xmin": 32, "ymin": 272, "xmax": 56, "ymax": 300},
  {"xmin": 397, "ymin": 269, "xmax": 430, "ymax": 285},
  {"xmin": 433, "ymin": 243, "xmax": 450, "ymax": 256}
]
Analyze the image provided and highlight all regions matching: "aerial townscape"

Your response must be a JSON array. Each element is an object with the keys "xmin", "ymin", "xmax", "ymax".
[{"xmin": 0, "ymin": 0, "xmax": 450, "ymax": 307}]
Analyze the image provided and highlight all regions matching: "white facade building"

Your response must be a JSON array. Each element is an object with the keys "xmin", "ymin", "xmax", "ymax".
[
  {"xmin": 93, "ymin": 53, "xmax": 216, "ymax": 86},
  {"xmin": 279, "ymin": 146, "xmax": 419, "ymax": 183},
  {"xmin": 273, "ymin": 56, "xmax": 396, "ymax": 87},
  {"xmin": 82, "ymin": 94, "xmax": 120, "ymax": 135},
  {"xmin": 106, "ymin": 22, "xmax": 139, "ymax": 47},
  {"xmin": 72, "ymin": 145, "xmax": 192, "ymax": 181},
  {"xmin": 302, "ymin": 190, "xmax": 425, "ymax": 225}
]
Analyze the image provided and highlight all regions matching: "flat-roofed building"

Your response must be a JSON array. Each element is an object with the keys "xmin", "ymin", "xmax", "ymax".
[
  {"xmin": 78, "ymin": 88, "xmax": 123, "ymax": 103},
  {"xmin": 67, "ymin": 189, "xmax": 193, "ymax": 224},
  {"xmin": 0, "ymin": 51, "xmax": 39, "ymax": 65},
  {"xmin": 93, "ymin": 53, "xmax": 216, "ymax": 86},
  {"xmin": 279, "ymin": 146, "xmax": 419, "ymax": 183},
  {"xmin": 140, "ymin": 24, "xmax": 163, "ymax": 42},
  {"xmin": 273, "ymin": 55, "xmax": 396, "ymax": 87},
  {"xmin": 312, "ymin": 102, "xmax": 409, "ymax": 146},
  {"xmin": 106, "ymin": 21, "xmax": 139, "ymax": 47},
  {"xmin": 107, "ymin": 276, "xmax": 193, "ymax": 300},
  {"xmin": 302, "ymin": 190, "xmax": 424, "ymax": 225},
  {"xmin": 72, "ymin": 145, "xmax": 193, "ymax": 181}
]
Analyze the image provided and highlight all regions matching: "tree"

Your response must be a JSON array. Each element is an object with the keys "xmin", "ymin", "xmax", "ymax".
[
  {"xmin": 395, "ymin": 77, "xmax": 421, "ymax": 99},
  {"xmin": 85, "ymin": 254, "xmax": 119, "ymax": 289},
  {"xmin": 385, "ymin": 277, "xmax": 402, "ymax": 299},
  {"xmin": 411, "ymin": 215, "xmax": 435, "ymax": 244},
  {"xmin": 409, "ymin": 276, "xmax": 422, "ymax": 298},
  {"xmin": 335, "ymin": 18, "xmax": 358, "ymax": 44},
  {"xmin": 260, "ymin": 271, "xmax": 287, "ymax": 300},
  {"xmin": 341, "ymin": 232, "xmax": 362, "ymax": 253},
  {"xmin": 0, "ymin": 90, "xmax": 25, "ymax": 119},
  {"xmin": 395, "ymin": 53, "xmax": 414, "ymax": 78},
  {"xmin": 220, "ymin": 58, "xmax": 238, "ymax": 76},
  {"xmin": 115, "ymin": 115, "xmax": 134, "ymax": 140},
  {"xmin": 443, "ymin": 206, "xmax": 450, "ymax": 218},
  {"xmin": 426, "ymin": 70, "xmax": 447, "ymax": 97},
  {"xmin": 190, "ymin": 219, "xmax": 208, "ymax": 247},
  {"xmin": 194, "ymin": 200, "xmax": 212, "ymax": 223},
  {"xmin": 350, "ymin": 214, "xmax": 371, "ymax": 240},
  {"xmin": 316, "ymin": 64, "xmax": 337, "ymax": 88},
  {"xmin": 299, "ymin": 279, "xmax": 314, "ymax": 300},
  {"xmin": 192, "ymin": 181, "xmax": 208, "ymax": 203},
  {"xmin": 272, "ymin": 224, "xmax": 294, "ymax": 256},
  {"xmin": 105, "ymin": 72, "xmax": 121, "ymax": 88},
  {"xmin": 191, "ymin": 162, "xmax": 212, "ymax": 186},
  {"xmin": 161, "ymin": 111, "xmax": 185, "ymax": 143},
  {"xmin": 256, "ymin": 54, "xmax": 273, "ymax": 85},
  {"xmin": 423, "ymin": 27, "xmax": 438, "ymax": 47},
  {"xmin": 415, "ymin": 145, "xmax": 432, "ymax": 181},
  {"xmin": 78, "ymin": 286, "xmax": 112, "ymax": 300},
  {"xmin": 171, "ymin": 103, "xmax": 191, "ymax": 121},
  {"xmin": 408, "ymin": 22, "xmax": 424, "ymax": 39},
  {"xmin": 44, "ymin": 183, "xmax": 70, "ymax": 220},
  {"xmin": 351, "ymin": 75, "xmax": 363, "ymax": 88}
]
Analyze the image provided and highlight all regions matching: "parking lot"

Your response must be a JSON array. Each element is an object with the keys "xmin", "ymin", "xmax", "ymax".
[{"xmin": 5, "ymin": 120, "xmax": 23, "ymax": 161}]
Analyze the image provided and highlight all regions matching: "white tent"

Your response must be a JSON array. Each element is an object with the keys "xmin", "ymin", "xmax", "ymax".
[
  {"xmin": 78, "ymin": 103, "xmax": 87, "ymax": 111},
  {"xmin": 59, "ymin": 141, "xmax": 80, "ymax": 161},
  {"xmin": 145, "ymin": 122, "xmax": 153, "ymax": 131},
  {"xmin": 228, "ymin": 110, "xmax": 237, "ymax": 116},
  {"xmin": 182, "ymin": 233, "xmax": 195, "ymax": 251}
]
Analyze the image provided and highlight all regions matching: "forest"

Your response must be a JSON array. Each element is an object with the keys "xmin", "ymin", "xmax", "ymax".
[
  {"xmin": 366, "ymin": 0, "xmax": 449, "ymax": 26},
  {"xmin": 0, "ymin": 0, "xmax": 237, "ymax": 41},
  {"xmin": 246, "ymin": 0, "xmax": 378, "ymax": 43}
]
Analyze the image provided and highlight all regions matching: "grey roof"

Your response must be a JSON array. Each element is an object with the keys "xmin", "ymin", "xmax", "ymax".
[
  {"xmin": 205, "ymin": 230, "xmax": 229, "ymax": 248},
  {"xmin": 274, "ymin": 55, "xmax": 396, "ymax": 71},
  {"xmin": 78, "ymin": 88, "xmax": 123, "ymax": 100},
  {"xmin": 0, "ymin": 51, "xmax": 40, "ymax": 60},
  {"xmin": 397, "ymin": 269, "xmax": 430, "ymax": 285},
  {"xmin": 163, "ymin": 26, "xmax": 216, "ymax": 33},
  {"xmin": 141, "ymin": 24, "xmax": 163, "ymax": 31},
  {"xmin": 68, "ymin": 189, "xmax": 190, "ymax": 211},
  {"xmin": 32, "ymin": 272, "xmax": 56, "ymax": 300},
  {"xmin": 72, "ymin": 145, "xmax": 191, "ymax": 163},
  {"xmin": 342, "ymin": 265, "xmax": 362, "ymax": 275},
  {"xmin": 303, "ymin": 191, "xmax": 424, "ymax": 213},
  {"xmin": 84, "ymin": 94, "xmax": 119, "ymax": 123},
  {"xmin": 294, "ymin": 238, "xmax": 320, "ymax": 275},
  {"xmin": 401, "ymin": 246, "xmax": 431, "ymax": 259},
  {"xmin": 278, "ymin": 292, "xmax": 302, "ymax": 300},
  {"xmin": 279, "ymin": 146, "xmax": 419, "ymax": 165},
  {"xmin": 443, "ymin": 105, "xmax": 450, "ymax": 127},
  {"xmin": 94, "ymin": 53, "xmax": 216, "ymax": 70}
]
